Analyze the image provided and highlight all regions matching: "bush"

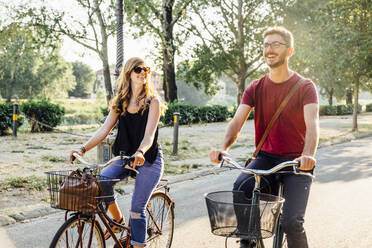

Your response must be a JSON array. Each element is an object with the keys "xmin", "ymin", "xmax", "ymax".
[
  {"xmin": 366, "ymin": 103, "xmax": 372, "ymax": 112},
  {"xmin": 336, "ymin": 104, "xmax": 362, "ymax": 115},
  {"xmin": 320, "ymin": 104, "xmax": 362, "ymax": 116},
  {"xmin": 198, "ymin": 105, "xmax": 229, "ymax": 123},
  {"xmin": 161, "ymin": 102, "xmax": 231, "ymax": 125},
  {"xmin": 324, "ymin": 105, "xmax": 338, "ymax": 115},
  {"xmin": 0, "ymin": 103, "xmax": 24, "ymax": 136},
  {"xmin": 20, "ymin": 99, "xmax": 65, "ymax": 132}
]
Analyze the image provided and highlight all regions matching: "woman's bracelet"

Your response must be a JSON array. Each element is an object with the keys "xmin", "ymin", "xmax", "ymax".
[
  {"xmin": 80, "ymin": 146, "xmax": 87, "ymax": 154},
  {"xmin": 136, "ymin": 149, "xmax": 144, "ymax": 155}
]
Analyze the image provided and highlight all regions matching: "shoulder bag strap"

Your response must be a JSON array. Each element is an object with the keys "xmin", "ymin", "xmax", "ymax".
[{"xmin": 251, "ymin": 77, "xmax": 306, "ymax": 159}]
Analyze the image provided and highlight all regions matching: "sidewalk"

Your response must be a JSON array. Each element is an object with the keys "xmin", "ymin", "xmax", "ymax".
[{"xmin": 1, "ymin": 113, "xmax": 372, "ymax": 227}]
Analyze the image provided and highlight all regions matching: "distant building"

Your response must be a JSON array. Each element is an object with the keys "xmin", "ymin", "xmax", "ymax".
[{"xmin": 93, "ymin": 66, "xmax": 116, "ymax": 94}]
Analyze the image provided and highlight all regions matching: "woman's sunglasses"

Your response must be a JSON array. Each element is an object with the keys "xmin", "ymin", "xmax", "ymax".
[{"xmin": 133, "ymin": 66, "xmax": 150, "ymax": 74}]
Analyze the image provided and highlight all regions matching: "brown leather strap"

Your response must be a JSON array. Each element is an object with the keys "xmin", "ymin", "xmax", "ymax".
[{"xmin": 251, "ymin": 77, "xmax": 306, "ymax": 159}]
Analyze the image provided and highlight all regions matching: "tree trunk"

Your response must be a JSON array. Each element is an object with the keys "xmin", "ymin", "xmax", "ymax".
[
  {"xmin": 328, "ymin": 88, "xmax": 334, "ymax": 106},
  {"xmin": 102, "ymin": 61, "xmax": 113, "ymax": 105},
  {"xmin": 236, "ymin": 0, "xmax": 247, "ymax": 105},
  {"xmin": 352, "ymin": 77, "xmax": 359, "ymax": 132},
  {"xmin": 96, "ymin": 0, "xmax": 113, "ymax": 105},
  {"xmin": 161, "ymin": 0, "xmax": 177, "ymax": 102},
  {"xmin": 236, "ymin": 75, "xmax": 246, "ymax": 105},
  {"xmin": 346, "ymin": 88, "xmax": 353, "ymax": 105}
]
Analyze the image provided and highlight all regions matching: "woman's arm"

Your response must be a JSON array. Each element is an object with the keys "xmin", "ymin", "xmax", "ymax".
[{"xmin": 69, "ymin": 110, "xmax": 119, "ymax": 162}]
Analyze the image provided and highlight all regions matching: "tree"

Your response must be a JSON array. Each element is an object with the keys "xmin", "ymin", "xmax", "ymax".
[
  {"xmin": 0, "ymin": 23, "xmax": 75, "ymax": 101},
  {"xmin": 124, "ymin": 0, "xmax": 193, "ymax": 102},
  {"xmin": 69, "ymin": 62, "xmax": 95, "ymax": 98},
  {"xmin": 178, "ymin": 0, "xmax": 291, "ymax": 104},
  {"xmin": 316, "ymin": 0, "xmax": 371, "ymax": 131},
  {"xmin": 11, "ymin": 0, "xmax": 116, "ymax": 105}
]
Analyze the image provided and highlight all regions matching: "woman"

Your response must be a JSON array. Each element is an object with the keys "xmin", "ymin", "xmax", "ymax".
[{"xmin": 69, "ymin": 57, "xmax": 166, "ymax": 248}]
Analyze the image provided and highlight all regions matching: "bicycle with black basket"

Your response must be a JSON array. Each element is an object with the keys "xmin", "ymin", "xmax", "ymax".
[
  {"xmin": 46, "ymin": 153, "xmax": 175, "ymax": 248},
  {"xmin": 205, "ymin": 155, "xmax": 313, "ymax": 248}
]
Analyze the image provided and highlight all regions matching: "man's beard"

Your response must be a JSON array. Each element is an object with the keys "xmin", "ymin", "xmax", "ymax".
[{"xmin": 265, "ymin": 51, "xmax": 286, "ymax": 68}]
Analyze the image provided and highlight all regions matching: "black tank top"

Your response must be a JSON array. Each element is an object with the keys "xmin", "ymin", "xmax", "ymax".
[{"xmin": 112, "ymin": 99, "xmax": 159, "ymax": 163}]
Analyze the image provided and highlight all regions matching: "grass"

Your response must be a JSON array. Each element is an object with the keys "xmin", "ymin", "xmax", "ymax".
[
  {"xmin": 1, "ymin": 176, "xmax": 47, "ymax": 191},
  {"xmin": 42, "ymin": 155, "xmax": 65, "ymax": 163}
]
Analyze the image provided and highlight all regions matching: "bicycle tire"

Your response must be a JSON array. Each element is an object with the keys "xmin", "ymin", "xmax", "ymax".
[
  {"xmin": 146, "ymin": 191, "xmax": 175, "ymax": 248},
  {"xmin": 272, "ymin": 215, "xmax": 287, "ymax": 248},
  {"xmin": 50, "ymin": 214, "xmax": 105, "ymax": 248}
]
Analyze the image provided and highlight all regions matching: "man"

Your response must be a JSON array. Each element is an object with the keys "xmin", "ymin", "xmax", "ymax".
[{"xmin": 209, "ymin": 26, "xmax": 319, "ymax": 248}]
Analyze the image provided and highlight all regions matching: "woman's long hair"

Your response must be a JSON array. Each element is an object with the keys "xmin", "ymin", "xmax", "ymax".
[{"xmin": 110, "ymin": 57, "xmax": 166, "ymax": 115}]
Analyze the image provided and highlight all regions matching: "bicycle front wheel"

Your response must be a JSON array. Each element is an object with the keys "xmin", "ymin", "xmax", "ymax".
[
  {"xmin": 146, "ymin": 192, "xmax": 175, "ymax": 248},
  {"xmin": 50, "ymin": 214, "xmax": 105, "ymax": 248}
]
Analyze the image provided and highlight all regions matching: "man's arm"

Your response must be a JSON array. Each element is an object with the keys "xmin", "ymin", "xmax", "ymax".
[
  {"xmin": 209, "ymin": 104, "xmax": 253, "ymax": 163},
  {"xmin": 297, "ymin": 103, "xmax": 319, "ymax": 170}
]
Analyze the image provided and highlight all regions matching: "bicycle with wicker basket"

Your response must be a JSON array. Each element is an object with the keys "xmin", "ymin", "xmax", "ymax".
[
  {"xmin": 205, "ymin": 155, "xmax": 313, "ymax": 248},
  {"xmin": 46, "ymin": 153, "xmax": 174, "ymax": 248}
]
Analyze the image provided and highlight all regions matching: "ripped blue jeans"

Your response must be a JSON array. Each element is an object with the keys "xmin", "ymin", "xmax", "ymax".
[{"xmin": 100, "ymin": 150, "xmax": 164, "ymax": 247}]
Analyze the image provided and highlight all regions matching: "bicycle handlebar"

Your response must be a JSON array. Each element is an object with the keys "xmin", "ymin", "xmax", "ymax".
[
  {"xmin": 72, "ymin": 152, "xmax": 139, "ymax": 174},
  {"xmin": 216, "ymin": 155, "xmax": 314, "ymax": 178}
]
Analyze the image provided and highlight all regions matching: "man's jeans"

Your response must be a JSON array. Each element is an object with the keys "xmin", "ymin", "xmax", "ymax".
[
  {"xmin": 100, "ymin": 150, "xmax": 164, "ymax": 247},
  {"xmin": 233, "ymin": 151, "xmax": 313, "ymax": 248}
]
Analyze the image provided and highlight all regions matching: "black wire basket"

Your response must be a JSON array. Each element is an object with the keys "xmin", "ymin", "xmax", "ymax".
[
  {"xmin": 205, "ymin": 191, "xmax": 284, "ymax": 240},
  {"xmin": 45, "ymin": 170, "xmax": 118, "ymax": 214}
]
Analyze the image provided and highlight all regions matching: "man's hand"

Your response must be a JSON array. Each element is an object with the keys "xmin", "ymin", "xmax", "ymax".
[
  {"xmin": 209, "ymin": 149, "xmax": 230, "ymax": 164},
  {"xmin": 295, "ymin": 155, "xmax": 316, "ymax": 171}
]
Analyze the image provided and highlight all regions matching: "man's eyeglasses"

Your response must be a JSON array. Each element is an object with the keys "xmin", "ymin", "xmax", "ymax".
[
  {"xmin": 133, "ymin": 66, "xmax": 150, "ymax": 74},
  {"xmin": 263, "ymin": 41, "xmax": 288, "ymax": 50}
]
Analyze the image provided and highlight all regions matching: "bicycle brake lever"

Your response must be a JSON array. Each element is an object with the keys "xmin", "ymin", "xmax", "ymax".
[{"xmin": 124, "ymin": 164, "xmax": 139, "ymax": 174}]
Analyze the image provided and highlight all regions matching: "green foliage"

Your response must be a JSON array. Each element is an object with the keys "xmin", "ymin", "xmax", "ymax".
[
  {"xmin": 366, "ymin": 103, "xmax": 372, "ymax": 112},
  {"xmin": 68, "ymin": 62, "xmax": 95, "ymax": 98},
  {"xmin": 0, "ymin": 23, "xmax": 75, "ymax": 100},
  {"xmin": 336, "ymin": 104, "xmax": 362, "ymax": 115},
  {"xmin": 10, "ymin": 0, "xmax": 116, "ymax": 104},
  {"xmin": 320, "ymin": 104, "xmax": 362, "ymax": 116},
  {"xmin": 178, "ymin": 0, "xmax": 289, "ymax": 103},
  {"xmin": 100, "ymin": 106, "xmax": 110, "ymax": 117},
  {"xmin": 161, "ymin": 102, "xmax": 231, "ymax": 125},
  {"xmin": 124, "ymin": 0, "xmax": 193, "ymax": 102},
  {"xmin": 20, "ymin": 99, "xmax": 65, "ymax": 132},
  {"xmin": 6, "ymin": 176, "xmax": 47, "ymax": 191},
  {"xmin": 0, "ymin": 102, "xmax": 24, "ymax": 135}
]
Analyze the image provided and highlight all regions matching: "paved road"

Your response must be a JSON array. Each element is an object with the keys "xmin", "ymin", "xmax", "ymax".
[{"xmin": 1, "ymin": 136, "xmax": 372, "ymax": 247}]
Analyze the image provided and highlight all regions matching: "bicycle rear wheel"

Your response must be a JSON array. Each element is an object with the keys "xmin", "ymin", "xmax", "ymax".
[
  {"xmin": 50, "ymin": 214, "xmax": 105, "ymax": 248},
  {"xmin": 146, "ymin": 192, "xmax": 174, "ymax": 248}
]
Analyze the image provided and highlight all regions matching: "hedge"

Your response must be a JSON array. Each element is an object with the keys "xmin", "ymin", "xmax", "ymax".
[
  {"xmin": 161, "ymin": 102, "xmax": 231, "ymax": 125},
  {"xmin": 0, "ymin": 103, "xmax": 24, "ymax": 136},
  {"xmin": 21, "ymin": 99, "xmax": 65, "ymax": 132},
  {"xmin": 366, "ymin": 103, "xmax": 372, "ymax": 112},
  {"xmin": 320, "ymin": 104, "xmax": 362, "ymax": 116}
]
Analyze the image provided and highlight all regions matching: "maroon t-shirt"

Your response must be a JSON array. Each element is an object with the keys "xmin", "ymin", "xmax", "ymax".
[{"xmin": 241, "ymin": 72, "xmax": 318, "ymax": 158}]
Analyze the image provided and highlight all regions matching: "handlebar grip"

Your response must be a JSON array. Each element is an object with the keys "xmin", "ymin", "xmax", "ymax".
[{"xmin": 218, "ymin": 154, "xmax": 223, "ymax": 161}]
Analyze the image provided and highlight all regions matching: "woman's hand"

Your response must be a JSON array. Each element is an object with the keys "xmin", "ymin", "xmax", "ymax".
[
  {"xmin": 69, "ymin": 147, "xmax": 85, "ymax": 163},
  {"xmin": 132, "ymin": 150, "xmax": 145, "ymax": 167}
]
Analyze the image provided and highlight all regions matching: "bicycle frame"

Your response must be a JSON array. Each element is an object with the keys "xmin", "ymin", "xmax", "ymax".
[
  {"xmin": 214, "ymin": 156, "xmax": 313, "ymax": 248},
  {"xmin": 61, "ymin": 178, "xmax": 174, "ymax": 248}
]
